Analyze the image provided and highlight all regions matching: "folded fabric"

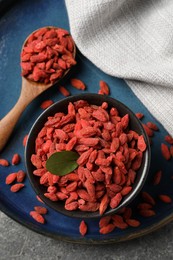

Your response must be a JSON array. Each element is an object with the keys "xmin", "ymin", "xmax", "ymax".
[{"xmin": 65, "ymin": 0, "xmax": 173, "ymax": 135}]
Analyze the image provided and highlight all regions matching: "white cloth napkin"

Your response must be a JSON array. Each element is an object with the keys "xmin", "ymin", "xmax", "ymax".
[{"xmin": 65, "ymin": 0, "xmax": 173, "ymax": 135}]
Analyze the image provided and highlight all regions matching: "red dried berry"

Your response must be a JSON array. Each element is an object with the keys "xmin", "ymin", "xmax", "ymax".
[
  {"xmin": 99, "ymin": 80, "xmax": 110, "ymax": 95},
  {"xmin": 139, "ymin": 209, "xmax": 156, "ymax": 217},
  {"xmin": 79, "ymin": 220, "xmax": 88, "ymax": 236},
  {"xmin": 135, "ymin": 113, "xmax": 144, "ymax": 119},
  {"xmin": 146, "ymin": 122, "xmax": 158, "ymax": 131},
  {"xmin": 158, "ymin": 194, "xmax": 172, "ymax": 203},
  {"xmin": 30, "ymin": 211, "xmax": 45, "ymax": 224},
  {"xmin": 0, "ymin": 159, "xmax": 9, "ymax": 167},
  {"xmin": 16, "ymin": 170, "xmax": 26, "ymax": 182},
  {"xmin": 40, "ymin": 100, "xmax": 54, "ymax": 109},
  {"xmin": 34, "ymin": 206, "xmax": 48, "ymax": 214},
  {"xmin": 137, "ymin": 135, "xmax": 147, "ymax": 152},
  {"xmin": 10, "ymin": 183, "xmax": 25, "ymax": 192},
  {"xmin": 70, "ymin": 78, "xmax": 86, "ymax": 90},
  {"xmin": 12, "ymin": 153, "xmax": 21, "ymax": 165},
  {"xmin": 161, "ymin": 143, "xmax": 171, "ymax": 160},
  {"xmin": 165, "ymin": 135, "xmax": 173, "ymax": 144},
  {"xmin": 126, "ymin": 219, "xmax": 141, "ymax": 227},
  {"xmin": 141, "ymin": 191, "xmax": 156, "ymax": 206},
  {"xmin": 153, "ymin": 170, "xmax": 162, "ymax": 185},
  {"xmin": 58, "ymin": 85, "xmax": 70, "ymax": 97},
  {"xmin": 5, "ymin": 173, "xmax": 17, "ymax": 185},
  {"xmin": 23, "ymin": 134, "xmax": 28, "ymax": 147}
]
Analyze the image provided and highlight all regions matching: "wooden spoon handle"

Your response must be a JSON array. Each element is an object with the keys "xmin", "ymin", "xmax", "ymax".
[{"xmin": 0, "ymin": 93, "xmax": 28, "ymax": 152}]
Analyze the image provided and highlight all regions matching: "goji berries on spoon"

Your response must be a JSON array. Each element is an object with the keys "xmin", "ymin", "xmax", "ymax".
[{"xmin": 0, "ymin": 26, "xmax": 76, "ymax": 152}]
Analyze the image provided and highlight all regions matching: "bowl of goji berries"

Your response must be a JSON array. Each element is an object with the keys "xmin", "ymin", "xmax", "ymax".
[
  {"xmin": 25, "ymin": 93, "xmax": 151, "ymax": 218},
  {"xmin": 20, "ymin": 26, "xmax": 76, "ymax": 85}
]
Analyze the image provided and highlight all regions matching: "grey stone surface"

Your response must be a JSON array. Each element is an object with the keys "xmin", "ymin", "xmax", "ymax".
[{"xmin": 1, "ymin": 211, "xmax": 173, "ymax": 260}]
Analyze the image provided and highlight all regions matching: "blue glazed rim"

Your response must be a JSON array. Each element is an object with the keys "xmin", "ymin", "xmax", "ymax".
[{"xmin": 24, "ymin": 93, "xmax": 151, "ymax": 219}]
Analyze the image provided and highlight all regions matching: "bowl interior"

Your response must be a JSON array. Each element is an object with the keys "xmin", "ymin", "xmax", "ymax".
[{"xmin": 25, "ymin": 93, "xmax": 151, "ymax": 218}]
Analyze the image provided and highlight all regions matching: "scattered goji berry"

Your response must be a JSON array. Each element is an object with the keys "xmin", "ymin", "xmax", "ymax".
[
  {"xmin": 161, "ymin": 143, "xmax": 171, "ymax": 160},
  {"xmin": 5, "ymin": 172, "xmax": 17, "ymax": 185},
  {"xmin": 10, "ymin": 183, "xmax": 25, "ymax": 192},
  {"xmin": 165, "ymin": 135, "xmax": 173, "ymax": 145},
  {"xmin": 135, "ymin": 113, "xmax": 144, "ymax": 119},
  {"xmin": 146, "ymin": 122, "xmax": 158, "ymax": 131},
  {"xmin": 58, "ymin": 85, "xmax": 70, "ymax": 97},
  {"xmin": 99, "ymin": 80, "xmax": 110, "ymax": 95},
  {"xmin": 34, "ymin": 206, "xmax": 48, "ymax": 214},
  {"xmin": 12, "ymin": 153, "xmax": 21, "ymax": 165},
  {"xmin": 30, "ymin": 211, "xmax": 45, "ymax": 224},
  {"xmin": 126, "ymin": 219, "xmax": 141, "ymax": 227},
  {"xmin": 141, "ymin": 191, "xmax": 156, "ymax": 206},
  {"xmin": 158, "ymin": 194, "xmax": 172, "ymax": 203},
  {"xmin": 0, "ymin": 159, "xmax": 9, "ymax": 167},
  {"xmin": 79, "ymin": 220, "xmax": 88, "ymax": 236},
  {"xmin": 152, "ymin": 170, "xmax": 162, "ymax": 186},
  {"xmin": 139, "ymin": 209, "xmax": 156, "ymax": 217},
  {"xmin": 99, "ymin": 223, "xmax": 115, "ymax": 234},
  {"xmin": 40, "ymin": 100, "xmax": 54, "ymax": 109},
  {"xmin": 16, "ymin": 170, "xmax": 26, "ymax": 183},
  {"xmin": 70, "ymin": 78, "xmax": 86, "ymax": 90},
  {"xmin": 23, "ymin": 134, "xmax": 28, "ymax": 147}
]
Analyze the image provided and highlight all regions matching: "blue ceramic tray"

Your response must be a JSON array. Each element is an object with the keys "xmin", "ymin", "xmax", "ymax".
[{"xmin": 0, "ymin": 0, "xmax": 173, "ymax": 244}]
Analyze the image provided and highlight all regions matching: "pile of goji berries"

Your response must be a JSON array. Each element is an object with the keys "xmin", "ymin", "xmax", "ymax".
[
  {"xmin": 31, "ymin": 99, "xmax": 147, "ymax": 215},
  {"xmin": 20, "ymin": 27, "xmax": 76, "ymax": 84}
]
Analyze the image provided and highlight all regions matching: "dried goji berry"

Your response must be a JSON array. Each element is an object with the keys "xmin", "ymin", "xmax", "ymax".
[
  {"xmin": 111, "ymin": 214, "xmax": 128, "ymax": 229},
  {"xmin": 161, "ymin": 143, "xmax": 171, "ymax": 160},
  {"xmin": 126, "ymin": 219, "xmax": 141, "ymax": 227},
  {"xmin": 142, "ymin": 124, "xmax": 154, "ymax": 137},
  {"xmin": 99, "ymin": 223, "xmax": 115, "ymax": 234},
  {"xmin": 152, "ymin": 170, "xmax": 162, "ymax": 185},
  {"xmin": 137, "ymin": 135, "xmax": 147, "ymax": 152},
  {"xmin": 23, "ymin": 134, "xmax": 28, "ymax": 146},
  {"xmin": 12, "ymin": 153, "xmax": 21, "ymax": 165},
  {"xmin": 30, "ymin": 211, "xmax": 45, "ymax": 224},
  {"xmin": 79, "ymin": 220, "xmax": 87, "ymax": 236},
  {"xmin": 158, "ymin": 194, "xmax": 172, "ymax": 203},
  {"xmin": 135, "ymin": 113, "xmax": 144, "ymax": 119},
  {"xmin": 137, "ymin": 202, "xmax": 153, "ymax": 210},
  {"xmin": 99, "ymin": 216, "xmax": 112, "ymax": 228},
  {"xmin": 165, "ymin": 135, "xmax": 173, "ymax": 145},
  {"xmin": 141, "ymin": 191, "xmax": 156, "ymax": 206},
  {"xmin": 99, "ymin": 80, "xmax": 110, "ymax": 95},
  {"xmin": 70, "ymin": 78, "xmax": 86, "ymax": 90},
  {"xmin": 139, "ymin": 209, "xmax": 156, "ymax": 217},
  {"xmin": 34, "ymin": 206, "xmax": 48, "ymax": 214},
  {"xmin": 0, "ymin": 159, "xmax": 9, "ymax": 167},
  {"xmin": 59, "ymin": 85, "xmax": 70, "ymax": 97},
  {"xmin": 146, "ymin": 122, "xmax": 158, "ymax": 131},
  {"xmin": 10, "ymin": 183, "xmax": 25, "ymax": 192},
  {"xmin": 5, "ymin": 172, "xmax": 17, "ymax": 185},
  {"xmin": 40, "ymin": 100, "xmax": 54, "ymax": 109}
]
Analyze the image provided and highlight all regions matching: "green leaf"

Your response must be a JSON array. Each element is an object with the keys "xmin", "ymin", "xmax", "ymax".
[{"xmin": 46, "ymin": 151, "xmax": 79, "ymax": 176}]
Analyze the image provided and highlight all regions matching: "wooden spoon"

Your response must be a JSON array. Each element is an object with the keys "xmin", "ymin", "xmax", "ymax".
[{"xmin": 0, "ymin": 27, "xmax": 76, "ymax": 152}]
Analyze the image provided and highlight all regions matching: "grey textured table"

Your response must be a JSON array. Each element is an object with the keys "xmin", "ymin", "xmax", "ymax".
[{"xmin": 1, "ymin": 211, "xmax": 173, "ymax": 260}]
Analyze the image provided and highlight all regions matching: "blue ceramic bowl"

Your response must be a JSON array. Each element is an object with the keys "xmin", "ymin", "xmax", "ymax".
[{"xmin": 25, "ymin": 93, "xmax": 151, "ymax": 218}]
